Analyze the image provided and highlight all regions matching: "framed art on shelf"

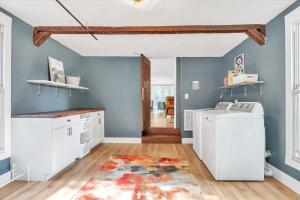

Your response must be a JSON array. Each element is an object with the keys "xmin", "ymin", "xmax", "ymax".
[
  {"xmin": 234, "ymin": 53, "xmax": 245, "ymax": 74},
  {"xmin": 48, "ymin": 56, "xmax": 65, "ymax": 83}
]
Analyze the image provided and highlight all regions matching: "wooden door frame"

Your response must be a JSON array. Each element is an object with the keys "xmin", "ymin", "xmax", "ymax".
[
  {"xmin": 140, "ymin": 54, "xmax": 151, "ymax": 134},
  {"xmin": 173, "ymin": 60, "xmax": 177, "ymax": 128}
]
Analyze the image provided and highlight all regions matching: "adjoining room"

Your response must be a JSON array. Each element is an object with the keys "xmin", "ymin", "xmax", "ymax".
[{"xmin": 150, "ymin": 58, "xmax": 176, "ymax": 128}]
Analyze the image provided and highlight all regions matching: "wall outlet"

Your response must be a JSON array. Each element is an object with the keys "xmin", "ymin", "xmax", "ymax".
[{"xmin": 185, "ymin": 93, "xmax": 189, "ymax": 99}]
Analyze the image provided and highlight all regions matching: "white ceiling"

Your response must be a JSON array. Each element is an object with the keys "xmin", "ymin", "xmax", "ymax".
[
  {"xmin": 0, "ymin": 0, "xmax": 296, "ymax": 57},
  {"xmin": 151, "ymin": 58, "xmax": 176, "ymax": 85}
]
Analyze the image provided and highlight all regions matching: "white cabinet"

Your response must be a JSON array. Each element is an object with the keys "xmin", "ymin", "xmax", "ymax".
[
  {"xmin": 91, "ymin": 111, "xmax": 105, "ymax": 148},
  {"xmin": 52, "ymin": 123, "xmax": 80, "ymax": 174},
  {"xmin": 68, "ymin": 123, "xmax": 80, "ymax": 161},
  {"xmin": 52, "ymin": 127, "xmax": 68, "ymax": 174},
  {"xmin": 12, "ymin": 115, "xmax": 80, "ymax": 181},
  {"xmin": 12, "ymin": 109, "xmax": 104, "ymax": 181}
]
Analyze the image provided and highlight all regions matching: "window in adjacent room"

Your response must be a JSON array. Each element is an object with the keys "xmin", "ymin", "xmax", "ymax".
[
  {"xmin": 285, "ymin": 7, "xmax": 300, "ymax": 171},
  {"xmin": 151, "ymin": 85, "xmax": 174, "ymax": 110},
  {"xmin": 0, "ymin": 11, "xmax": 11, "ymax": 160}
]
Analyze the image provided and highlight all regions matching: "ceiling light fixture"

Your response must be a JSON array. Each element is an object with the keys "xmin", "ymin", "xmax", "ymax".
[{"xmin": 126, "ymin": 0, "xmax": 152, "ymax": 7}]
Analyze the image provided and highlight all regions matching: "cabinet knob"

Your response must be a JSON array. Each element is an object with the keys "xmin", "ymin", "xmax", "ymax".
[{"xmin": 67, "ymin": 119, "xmax": 71, "ymax": 122}]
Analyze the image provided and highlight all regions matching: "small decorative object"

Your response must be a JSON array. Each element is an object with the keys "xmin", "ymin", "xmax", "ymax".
[
  {"xmin": 66, "ymin": 75, "xmax": 80, "ymax": 86},
  {"xmin": 224, "ymin": 77, "xmax": 228, "ymax": 86},
  {"xmin": 234, "ymin": 53, "xmax": 245, "ymax": 74},
  {"xmin": 227, "ymin": 70, "xmax": 239, "ymax": 86},
  {"xmin": 48, "ymin": 56, "xmax": 65, "ymax": 83},
  {"xmin": 232, "ymin": 73, "xmax": 259, "ymax": 84}
]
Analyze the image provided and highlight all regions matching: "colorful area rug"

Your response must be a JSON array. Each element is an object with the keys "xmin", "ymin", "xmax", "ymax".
[{"xmin": 73, "ymin": 155, "xmax": 202, "ymax": 200}]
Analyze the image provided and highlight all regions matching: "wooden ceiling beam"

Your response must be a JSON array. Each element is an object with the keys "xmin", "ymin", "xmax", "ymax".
[
  {"xmin": 33, "ymin": 29, "xmax": 51, "ymax": 47},
  {"xmin": 32, "ymin": 24, "xmax": 266, "ymax": 46},
  {"xmin": 246, "ymin": 29, "xmax": 266, "ymax": 46}
]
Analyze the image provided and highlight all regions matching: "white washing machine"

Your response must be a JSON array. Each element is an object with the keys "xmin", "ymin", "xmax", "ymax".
[
  {"xmin": 192, "ymin": 102, "xmax": 233, "ymax": 160},
  {"xmin": 201, "ymin": 102, "xmax": 265, "ymax": 181}
]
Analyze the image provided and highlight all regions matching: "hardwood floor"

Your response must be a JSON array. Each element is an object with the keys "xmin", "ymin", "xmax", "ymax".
[
  {"xmin": 151, "ymin": 111, "xmax": 174, "ymax": 128},
  {"xmin": 0, "ymin": 144, "xmax": 299, "ymax": 200}
]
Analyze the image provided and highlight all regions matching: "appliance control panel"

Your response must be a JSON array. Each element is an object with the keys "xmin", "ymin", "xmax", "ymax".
[
  {"xmin": 215, "ymin": 102, "xmax": 233, "ymax": 110},
  {"xmin": 229, "ymin": 102, "xmax": 264, "ymax": 114}
]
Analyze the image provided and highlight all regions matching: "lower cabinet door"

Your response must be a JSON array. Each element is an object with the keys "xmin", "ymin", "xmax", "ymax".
[
  {"xmin": 52, "ymin": 127, "xmax": 68, "ymax": 173},
  {"xmin": 68, "ymin": 123, "xmax": 81, "ymax": 160},
  {"xmin": 91, "ymin": 117, "xmax": 100, "ymax": 148}
]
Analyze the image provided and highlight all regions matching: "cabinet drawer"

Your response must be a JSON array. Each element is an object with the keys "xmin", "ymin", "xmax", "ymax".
[{"xmin": 52, "ymin": 115, "xmax": 80, "ymax": 130}]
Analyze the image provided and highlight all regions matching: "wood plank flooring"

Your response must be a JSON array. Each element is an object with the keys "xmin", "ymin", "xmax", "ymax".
[
  {"xmin": 0, "ymin": 144, "xmax": 299, "ymax": 200},
  {"xmin": 151, "ymin": 111, "xmax": 174, "ymax": 128}
]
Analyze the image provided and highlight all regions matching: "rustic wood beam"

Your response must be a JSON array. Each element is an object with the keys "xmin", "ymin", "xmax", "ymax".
[
  {"xmin": 33, "ymin": 24, "xmax": 266, "ymax": 46},
  {"xmin": 33, "ymin": 29, "xmax": 51, "ymax": 47},
  {"xmin": 246, "ymin": 29, "xmax": 266, "ymax": 46}
]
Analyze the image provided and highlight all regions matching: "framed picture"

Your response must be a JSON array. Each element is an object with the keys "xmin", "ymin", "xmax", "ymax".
[
  {"xmin": 234, "ymin": 53, "xmax": 245, "ymax": 74},
  {"xmin": 48, "ymin": 56, "xmax": 65, "ymax": 83}
]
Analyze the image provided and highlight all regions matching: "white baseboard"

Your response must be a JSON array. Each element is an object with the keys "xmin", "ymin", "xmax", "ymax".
[
  {"xmin": 267, "ymin": 163, "xmax": 300, "ymax": 194},
  {"xmin": 182, "ymin": 138, "xmax": 193, "ymax": 144},
  {"xmin": 0, "ymin": 171, "xmax": 11, "ymax": 188},
  {"xmin": 103, "ymin": 137, "xmax": 141, "ymax": 144}
]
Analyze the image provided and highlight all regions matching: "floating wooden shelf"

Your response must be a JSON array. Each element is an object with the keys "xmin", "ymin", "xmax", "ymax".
[
  {"xmin": 27, "ymin": 80, "xmax": 89, "ymax": 97},
  {"xmin": 218, "ymin": 81, "xmax": 265, "ymax": 96}
]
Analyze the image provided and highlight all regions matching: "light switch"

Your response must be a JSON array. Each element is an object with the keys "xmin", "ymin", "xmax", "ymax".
[{"xmin": 185, "ymin": 93, "xmax": 189, "ymax": 99}]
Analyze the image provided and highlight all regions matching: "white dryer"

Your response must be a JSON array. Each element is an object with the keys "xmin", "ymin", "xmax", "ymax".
[
  {"xmin": 192, "ymin": 102, "xmax": 232, "ymax": 160},
  {"xmin": 201, "ymin": 102, "xmax": 265, "ymax": 181}
]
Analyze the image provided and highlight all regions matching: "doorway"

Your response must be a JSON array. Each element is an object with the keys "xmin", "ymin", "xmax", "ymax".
[
  {"xmin": 141, "ymin": 56, "xmax": 180, "ymax": 143},
  {"xmin": 150, "ymin": 58, "xmax": 176, "ymax": 128},
  {"xmin": 151, "ymin": 85, "xmax": 174, "ymax": 128}
]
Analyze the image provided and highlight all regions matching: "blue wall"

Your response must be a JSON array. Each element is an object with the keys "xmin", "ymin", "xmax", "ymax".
[
  {"xmin": 177, "ymin": 58, "xmax": 223, "ymax": 138},
  {"xmin": 222, "ymin": 1, "xmax": 300, "ymax": 180},
  {"xmin": 79, "ymin": 57, "xmax": 223, "ymax": 138},
  {"xmin": 0, "ymin": 9, "xmax": 83, "ymax": 175},
  {"xmin": 10, "ymin": 12, "xmax": 83, "ymax": 114},
  {"xmin": 80, "ymin": 57, "xmax": 141, "ymax": 138}
]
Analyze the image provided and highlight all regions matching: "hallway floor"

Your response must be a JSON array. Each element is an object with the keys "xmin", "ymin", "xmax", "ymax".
[
  {"xmin": 150, "ymin": 110, "xmax": 174, "ymax": 128},
  {"xmin": 0, "ymin": 144, "xmax": 298, "ymax": 200}
]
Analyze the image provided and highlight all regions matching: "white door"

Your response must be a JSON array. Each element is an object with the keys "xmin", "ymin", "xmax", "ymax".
[
  {"xmin": 0, "ymin": 12, "xmax": 11, "ymax": 161},
  {"xmin": 52, "ymin": 127, "xmax": 68, "ymax": 173}
]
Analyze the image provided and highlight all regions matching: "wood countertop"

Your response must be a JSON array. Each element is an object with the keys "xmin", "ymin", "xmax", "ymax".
[{"xmin": 12, "ymin": 108, "xmax": 105, "ymax": 118}]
